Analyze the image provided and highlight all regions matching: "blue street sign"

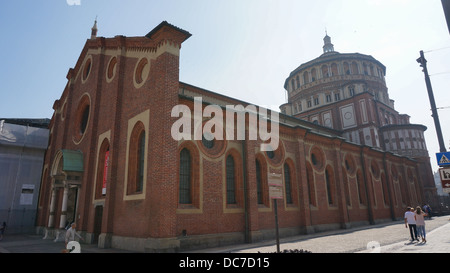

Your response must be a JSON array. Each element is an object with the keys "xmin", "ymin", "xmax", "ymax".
[{"xmin": 436, "ymin": 152, "xmax": 450, "ymax": 166}]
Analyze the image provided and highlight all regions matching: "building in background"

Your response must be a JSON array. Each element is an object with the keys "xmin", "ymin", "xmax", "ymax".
[
  {"xmin": 281, "ymin": 35, "xmax": 436, "ymax": 206},
  {"xmin": 0, "ymin": 119, "xmax": 50, "ymax": 234},
  {"xmin": 36, "ymin": 22, "xmax": 435, "ymax": 252}
]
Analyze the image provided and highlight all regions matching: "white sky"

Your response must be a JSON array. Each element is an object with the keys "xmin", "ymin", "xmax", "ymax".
[{"xmin": 1, "ymin": 0, "xmax": 449, "ymax": 172}]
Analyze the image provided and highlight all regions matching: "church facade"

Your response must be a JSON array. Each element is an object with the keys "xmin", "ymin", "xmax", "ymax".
[{"xmin": 35, "ymin": 21, "xmax": 436, "ymax": 252}]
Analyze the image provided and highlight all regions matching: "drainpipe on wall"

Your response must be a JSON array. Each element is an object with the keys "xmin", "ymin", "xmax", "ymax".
[{"xmin": 382, "ymin": 153, "xmax": 396, "ymax": 221}]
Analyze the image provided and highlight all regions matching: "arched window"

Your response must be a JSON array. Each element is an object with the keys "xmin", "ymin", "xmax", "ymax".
[
  {"xmin": 284, "ymin": 163, "xmax": 293, "ymax": 204},
  {"xmin": 381, "ymin": 174, "xmax": 390, "ymax": 206},
  {"xmin": 303, "ymin": 71, "xmax": 309, "ymax": 84},
  {"xmin": 321, "ymin": 65, "xmax": 329, "ymax": 78},
  {"xmin": 136, "ymin": 131, "xmax": 145, "ymax": 192},
  {"xmin": 306, "ymin": 162, "xmax": 316, "ymax": 206},
  {"xmin": 311, "ymin": 68, "xmax": 317, "ymax": 82},
  {"xmin": 127, "ymin": 122, "xmax": 146, "ymax": 195},
  {"xmin": 325, "ymin": 166, "xmax": 335, "ymax": 205},
  {"xmin": 179, "ymin": 148, "xmax": 192, "ymax": 204},
  {"xmin": 344, "ymin": 62, "xmax": 350, "ymax": 75},
  {"xmin": 255, "ymin": 156, "xmax": 269, "ymax": 207},
  {"xmin": 226, "ymin": 155, "xmax": 236, "ymax": 204},
  {"xmin": 95, "ymin": 138, "xmax": 110, "ymax": 199},
  {"xmin": 351, "ymin": 62, "xmax": 359, "ymax": 74},
  {"xmin": 357, "ymin": 170, "xmax": 366, "ymax": 205},
  {"xmin": 331, "ymin": 63, "xmax": 338, "ymax": 76}
]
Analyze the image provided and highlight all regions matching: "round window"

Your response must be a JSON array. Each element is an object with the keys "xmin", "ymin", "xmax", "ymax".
[
  {"xmin": 82, "ymin": 56, "xmax": 92, "ymax": 82},
  {"xmin": 73, "ymin": 95, "xmax": 91, "ymax": 144},
  {"xmin": 134, "ymin": 57, "xmax": 150, "ymax": 87},
  {"xmin": 107, "ymin": 56, "xmax": 117, "ymax": 81},
  {"xmin": 202, "ymin": 133, "xmax": 215, "ymax": 149},
  {"xmin": 310, "ymin": 146, "xmax": 325, "ymax": 170}
]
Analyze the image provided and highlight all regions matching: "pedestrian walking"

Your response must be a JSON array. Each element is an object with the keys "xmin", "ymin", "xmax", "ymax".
[
  {"xmin": 0, "ymin": 222, "xmax": 6, "ymax": 240},
  {"xmin": 423, "ymin": 204, "xmax": 432, "ymax": 219},
  {"xmin": 404, "ymin": 207, "xmax": 419, "ymax": 242},
  {"xmin": 415, "ymin": 206, "xmax": 427, "ymax": 243},
  {"xmin": 426, "ymin": 204, "xmax": 432, "ymax": 219},
  {"xmin": 64, "ymin": 222, "xmax": 84, "ymax": 248}
]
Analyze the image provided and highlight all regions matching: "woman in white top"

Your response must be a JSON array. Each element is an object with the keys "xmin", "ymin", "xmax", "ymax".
[{"xmin": 415, "ymin": 206, "xmax": 427, "ymax": 243}]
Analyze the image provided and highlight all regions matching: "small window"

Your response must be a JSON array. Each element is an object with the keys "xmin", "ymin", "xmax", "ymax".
[{"xmin": 349, "ymin": 86, "xmax": 355, "ymax": 97}]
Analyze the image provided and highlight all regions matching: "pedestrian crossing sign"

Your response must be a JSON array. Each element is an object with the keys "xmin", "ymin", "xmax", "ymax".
[{"xmin": 436, "ymin": 152, "xmax": 450, "ymax": 166}]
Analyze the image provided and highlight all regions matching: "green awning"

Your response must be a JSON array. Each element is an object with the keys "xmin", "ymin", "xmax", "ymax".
[{"xmin": 62, "ymin": 149, "xmax": 84, "ymax": 172}]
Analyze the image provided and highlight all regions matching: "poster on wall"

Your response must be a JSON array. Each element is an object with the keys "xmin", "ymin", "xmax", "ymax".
[{"xmin": 20, "ymin": 184, "xmax": 35, "ymax": 205}]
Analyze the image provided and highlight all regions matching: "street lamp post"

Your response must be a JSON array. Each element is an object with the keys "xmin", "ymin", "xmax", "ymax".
[{"xmin": 417, "ymin": 50, "xmax": 447, "ymax": 153}]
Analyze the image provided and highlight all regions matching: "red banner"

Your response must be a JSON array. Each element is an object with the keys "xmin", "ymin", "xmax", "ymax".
[{"xmin": 102, "ymin": 151, "xmax": 109, "ymax": 195}]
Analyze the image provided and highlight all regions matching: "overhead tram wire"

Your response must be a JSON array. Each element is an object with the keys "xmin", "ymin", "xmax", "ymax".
[{"xmin": 424, "ymin": 46, "xmax": 450, "ymax": 54}]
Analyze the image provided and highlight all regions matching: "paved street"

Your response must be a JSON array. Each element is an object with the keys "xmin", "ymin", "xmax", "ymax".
[{"xmin": 1, "ymin": 215, "xmax": 449, "ymax": 253}]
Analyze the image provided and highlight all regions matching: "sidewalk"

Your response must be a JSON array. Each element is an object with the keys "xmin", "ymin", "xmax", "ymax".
[
  {"xmin": 186, "ymin": 215, "xmax": 450, "ymax": 253},
  {"xmin": 359, "ymin": 220, "xmax": 450, "ymax": 253},
  {"xmin": 1, "ymin": 216, "xmax": 449, "ymax": 253},
  {"xmin": 0, "ymin": 234, "xmax": 131, "ymax": 253}
]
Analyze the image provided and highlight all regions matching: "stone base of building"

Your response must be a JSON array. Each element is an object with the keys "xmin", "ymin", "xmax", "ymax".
[
  {"xmin": 110, "ymin": 235, "xmax": 181, "ymax": 253},
  {"xmin": 36, "ymin": 220, "xmax": 399, "ymax": 252},
  {"xmin": 34, "ymin": 226, "xmax": 320, "ymax": 252},
  {"xmin": 40, "ymin": 227, "xmax": 66, "ymax": 242}
]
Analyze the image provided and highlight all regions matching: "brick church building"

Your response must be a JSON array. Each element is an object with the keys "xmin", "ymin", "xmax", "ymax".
[{"xmin": 36, "ymin": 21, "xmax": 436, "ymax": 252}]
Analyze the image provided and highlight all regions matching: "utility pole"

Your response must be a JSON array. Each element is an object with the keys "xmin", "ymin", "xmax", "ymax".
[{"xmin": 416, "ymin": 50, "xmax": 447, "ymax": 153}]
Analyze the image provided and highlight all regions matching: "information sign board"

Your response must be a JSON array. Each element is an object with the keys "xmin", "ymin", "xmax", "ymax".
[{"xmin": 268, "ymin": 173, "xmax": 283, "ymax": 199}]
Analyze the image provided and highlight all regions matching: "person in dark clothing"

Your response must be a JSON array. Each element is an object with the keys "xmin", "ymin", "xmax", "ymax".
[{"xmin": 0, "ymin": 222, "xmax": 6, "ymax": 240}]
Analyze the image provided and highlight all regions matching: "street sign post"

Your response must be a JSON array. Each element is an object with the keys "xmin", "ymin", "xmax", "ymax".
[
  {"xmin": 268, "ymin": 173, "xmax": 283, "ymax": 199},
  {"xmin": 436, "ymin": 152, "xmax": 450, "ymax": 166}
]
